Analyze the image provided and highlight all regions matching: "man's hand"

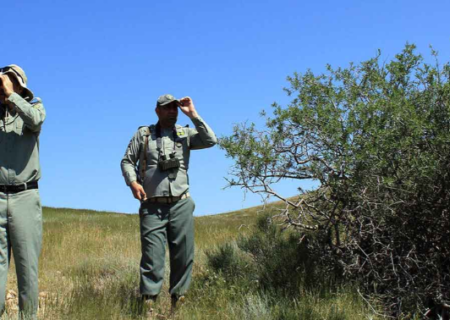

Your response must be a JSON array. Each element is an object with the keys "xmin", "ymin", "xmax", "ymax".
[
  {"xmin": 179, "ymin": 97, "xmax": 199, "ymax": 119},
  {"xmin": 0, "ymin": 74, "xmax": 14, "ymax": 98},
  {"xmin": 130, "ymin": 181, "xmax": 147, "ymax": 201}
]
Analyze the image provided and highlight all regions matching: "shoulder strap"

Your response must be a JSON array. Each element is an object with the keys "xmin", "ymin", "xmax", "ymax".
[
  {"xmin": 139, "ymin": 127, "xmax": 151, "ymax": 182},
  {"xmin": 185, "ymin": 124, "xmax": 191, "ymax": 147}
]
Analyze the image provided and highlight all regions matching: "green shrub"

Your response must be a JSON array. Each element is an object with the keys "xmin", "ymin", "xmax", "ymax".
[
  {"xmin": 220, "ymin": 44, "xmax": 450, "ymax": 318},
  {"xmin": 206, "ymin": 242, "xmax": 255, "ymax": 282},
  {"xmin": 207, "ymin": 215, "xmax": 343, "ymax": 297}
]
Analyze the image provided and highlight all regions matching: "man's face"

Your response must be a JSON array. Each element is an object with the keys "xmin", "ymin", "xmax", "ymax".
[
  {"xmin": 155, "ymin": 102, "xmax": 179, "ymax": 128},
  {"xmin": 0, "ymin": 73, "xmax": 22, "ymax": 104}
]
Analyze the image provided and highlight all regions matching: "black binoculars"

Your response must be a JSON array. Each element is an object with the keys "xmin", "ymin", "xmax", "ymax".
[{"xmin": 159, "ymin": 153, "xmax": 180, "ymax": 171}]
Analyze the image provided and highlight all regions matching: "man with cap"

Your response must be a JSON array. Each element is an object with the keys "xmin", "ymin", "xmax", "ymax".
[
  {"xmin": 0, "ymin": 65, "xmax": 46, "ymax": 319},
  {"xmin": 121, "ymin": 94, "xmax": 216, "ymax": 313}
]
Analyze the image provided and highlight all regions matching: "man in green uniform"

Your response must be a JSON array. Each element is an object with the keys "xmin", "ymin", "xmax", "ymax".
[
  {"xmin": 121, "ymin": 94, "xmax": 216, "ymax": 311},
  {"xmin": 0, "ymin": 65, "xmax": 46, "ymax": 319}
]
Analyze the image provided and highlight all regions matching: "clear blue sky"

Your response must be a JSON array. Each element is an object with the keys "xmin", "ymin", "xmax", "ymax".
[{"xmin": 2, "ymin": 0, "xmax": 449, "ymax": 215}]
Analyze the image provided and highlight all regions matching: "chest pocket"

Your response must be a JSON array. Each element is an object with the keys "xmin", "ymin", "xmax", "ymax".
[
  {"xmin": 146, "ymin": 137, "xmax": 159, "ymax": 164},
  {"xmin": 176, "ymin": 137, "xmax": 187, "ymax": 149},
  {"xmin": 175, "ymin": 127, "xmax": 189, "ymax": 148},
  {"xmin": 175, "ymin": 135, "xmax": 190, "ymax": 169},
  {"xmin": 4, "ymin": 116, "xmax": 24, "ymax": 136},
  {"xmin": 15, "ymin": 120, "xmax": 24, "ymax": 135}
]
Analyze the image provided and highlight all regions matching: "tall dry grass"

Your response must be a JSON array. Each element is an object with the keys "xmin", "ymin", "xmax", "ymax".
[{"xmin": 2, "ymin": 203, "xmax": 382, "ymax": 319}]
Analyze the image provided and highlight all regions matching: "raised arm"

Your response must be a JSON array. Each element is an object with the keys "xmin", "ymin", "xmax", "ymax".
[
  {"xmin": 178, "ymin": 97, "xmax": 217, "ymax": 150},
  {"xmin": 8, "ymin": 93, "xmax": 46, "ymax": 132}
]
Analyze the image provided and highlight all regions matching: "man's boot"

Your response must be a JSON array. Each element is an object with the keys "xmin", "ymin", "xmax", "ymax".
[
  {"xmin": 142, "ymin": 295, "xmax": 157, "ymax": 317},
  {"xmin": 170, "ymin": 295, "xmax": 185, "ymax": 314}
]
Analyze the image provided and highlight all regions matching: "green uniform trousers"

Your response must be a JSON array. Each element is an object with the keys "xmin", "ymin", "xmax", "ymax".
[
  {"xmin": 0, "ymin": 189, "xmax": 42, "ymax": 319},
  {"xmin": 139, "ymin": 196, "xmax": 195, "ymax": 297}
]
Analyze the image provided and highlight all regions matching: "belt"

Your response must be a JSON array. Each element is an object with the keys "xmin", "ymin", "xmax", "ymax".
[
  {"xmin": 0, "ymin": 181, "xmax": 39, "ymax": 194},
  {"xmin": 147, "ymin": 192, "xmax": 190, "ymax": 204}
]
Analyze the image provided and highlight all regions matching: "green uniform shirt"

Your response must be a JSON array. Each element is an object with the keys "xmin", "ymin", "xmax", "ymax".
[
  {"xmin": 121, "ymin": 116, "xmax": 217, "ymax": 197},
  {"xmin": 0, "ymin": 93, "xmax": 46, "ymax": 185}
]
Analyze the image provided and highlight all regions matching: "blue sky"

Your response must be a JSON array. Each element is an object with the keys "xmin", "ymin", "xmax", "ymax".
[{"xmin": 2, "ymin": 0, "xmax": 449, "ymax": 215}]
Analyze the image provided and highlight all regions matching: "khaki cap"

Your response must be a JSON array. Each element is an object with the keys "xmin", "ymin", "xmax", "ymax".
[
  {"xmin": 156, "ymin": 94, "xmax": 180, "ymax": 108},
  {"xmin": 0, "ymin": 64, "xmax": 34, "ymax": 101}
]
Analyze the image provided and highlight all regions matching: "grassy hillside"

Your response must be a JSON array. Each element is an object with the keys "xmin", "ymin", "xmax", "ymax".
[{"xmin": 3, "ymin": 202, "xmax": 379, "ymax": 319}]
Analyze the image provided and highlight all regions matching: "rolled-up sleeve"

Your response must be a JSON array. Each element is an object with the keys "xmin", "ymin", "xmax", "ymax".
[
  {"xmin": 8, "ymin": 93, "xmax": 46, "ymax": 132},
  {"xmin": 121, "ymin": 130, "xmax": 142, "ymax": 186},
  {"xmin": 189, "ymin": 115, "xmax": 217, "ymax": 150}
]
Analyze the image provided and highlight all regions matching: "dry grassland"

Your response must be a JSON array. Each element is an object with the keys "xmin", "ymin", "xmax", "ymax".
[{"xmin": 3, "ymin": 202, "xmax": 378, "ymax": 319}]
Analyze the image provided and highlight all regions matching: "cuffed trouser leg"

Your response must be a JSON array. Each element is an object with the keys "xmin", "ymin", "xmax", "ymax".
[
  {"xmin": 168, "ymin": 197, "xmax": 195, "ymax": 297},
  {"xmin": 10, "ymin": 189, "xmax": 42, "ymax": 319},
  {"xmin": 0, "ymin": 192, "xmax": 11, "ymax": 316},
  {"xmin": 139, "ymin": 203, "xmax": 169, "ymax": 296}
]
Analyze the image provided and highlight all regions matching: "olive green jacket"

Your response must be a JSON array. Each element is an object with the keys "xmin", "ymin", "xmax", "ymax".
[
  {"xmin": 121, "ymin": 116, "xmax": 217, "ymax": 197},
  {"xmin": 0, "ymin": 93, "xmax": 46, "ymax": 185}
]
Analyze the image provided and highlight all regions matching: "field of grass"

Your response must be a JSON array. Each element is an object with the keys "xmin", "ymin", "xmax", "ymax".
[{"xmin": 3, "ymin": 201, "xmax": 380, "ymax": 319}]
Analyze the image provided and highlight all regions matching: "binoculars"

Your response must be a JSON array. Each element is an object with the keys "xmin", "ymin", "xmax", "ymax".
[{"xmin": 159, "ymin": 153, "xmax": 180, "ymax": 171}]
